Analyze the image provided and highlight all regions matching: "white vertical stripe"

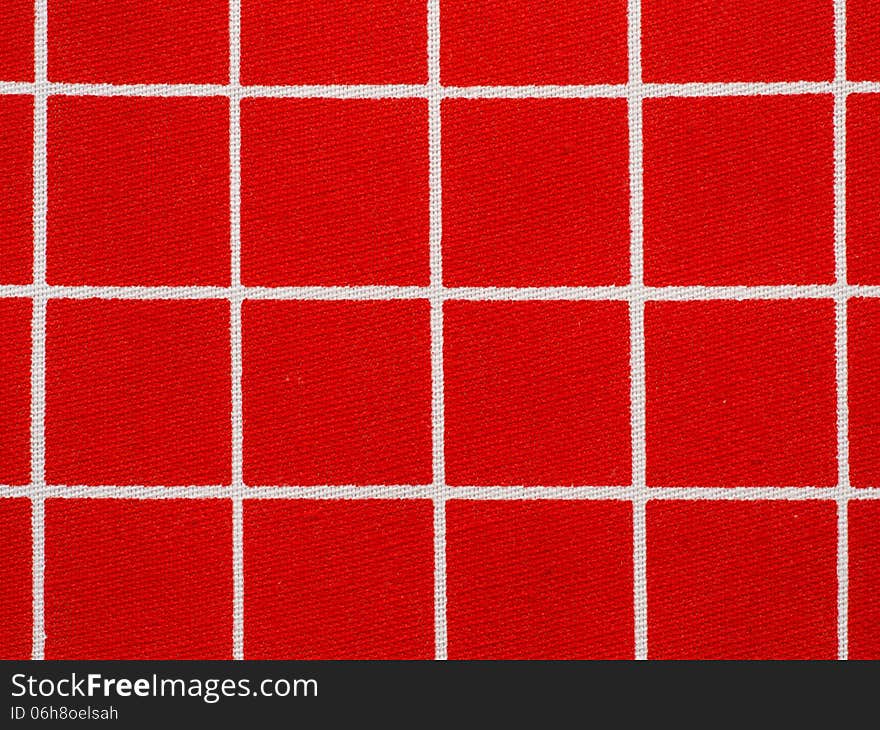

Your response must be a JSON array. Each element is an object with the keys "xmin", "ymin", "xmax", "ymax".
[
  {"xmin": 628, "ymin": 0, "xmax": 648, "ymax": 661},
  {"xmin": 833, "ymin": 0, "xmax": 849, "ymax": 662},
  {"xmin": 428, "ymin": 0, "xmax": 447, "ymax": 661},
  {"xmin": 31, "ymin": 0, "xmax": 49, "ymax": 661},
  {"xmin": 229, "ymin": 0, "xmax": 245, "ymax": 662}
]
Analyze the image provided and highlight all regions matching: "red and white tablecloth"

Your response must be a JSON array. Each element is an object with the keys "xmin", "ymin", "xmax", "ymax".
[{"xmin": 1, "ymin": 0, "xmax": 879, "ymax": 660}]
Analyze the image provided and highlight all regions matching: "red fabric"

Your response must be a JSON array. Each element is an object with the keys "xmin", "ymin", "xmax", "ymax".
[
  {"xmin": 847, "ymin": 0, "xmax": 880, "ymax": 81},
  {"xmin": 641, "ymin": 0, "xmax": 834, "ymax": 82},
  {"xmin": 1, "ymin": 0, "xmax": 879, "ymax": 662},
  {"xmin": 0, "ymin": 499, "xmax": 31, "ymax": 660},
  {"xmin": 440, "ymin": 0, "xmax": 627, "ymax": 85},
  {"xmin": 241, "ymin": 0, "xmax": 427, "ymax": 85},
  {"xmin": 849, "ymin": 299, "xmax": 880, "ymax": 488},
  {"xmin": 47, "ymin": 96, "xmax": 230, "ymax": 286},
  {"xmin": 447, "ymin": 500, "xmax": 634, "ymax": 659},
  {"xmin": 444, "ymin": 301, "xmax": 631, "ymax": 486},
  {"xmin": 48, "ymin": 0, "xmax": 229, "ymax": 84},
  {"xmin": 241, "ymin": 99, "xmax": 429, "ymax": 286},
  {"xmin": 0, "ymin": 0, "xmax": 33, "ymax": 82},
  {"xmin": 847, "ymin": 95, "xmax": 880, "ymax": 285},
  {"xmin": 645, "ymin": 300, "xmax": 837, "ymax": 487},
  {"xmin": 644, "ymin": 95, "xmax": 834, "ymax": 286},
  {"xmin": 849, "ymin": 501, "xmax": 880, "ymax": 660},
  {"xmin": 45, "ymin": 300, "xmax": 232, "ymax": 486},
  {"xmin": 244, "ymin": 499, "xmax": 434, "ymax": 659},
  {"xmin": 647, "ymin": 501, "xmax": 837, "ymax": 659},
  {"xmin": 442, "ymin": 99, "xmax": 630, "ymax": 287},
  {"xmin": 243, "ymin": 300, "xmax": 432, "ymax": 485},
  {"xmin": 0, "ymin": 96, "xmax": 33, "ymax": 285},
  {"xmin": 44, "ymin": 499, "xmax": 232, "ymax": 659},
  {"xmin": 0, "ymin": 299, "xmax": 31, "ymax": 486}
]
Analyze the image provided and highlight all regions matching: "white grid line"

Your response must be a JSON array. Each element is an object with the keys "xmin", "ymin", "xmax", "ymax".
[
  {"xmin": 833, "ymin": 0, "xmax": 849, "ymax": 662},
  {"xmin": 628, "ymin": 0, "xmax": 648, "ymax": 662},
  {"xmin": 3, "ymin": 80, "xmax": 880, "ymax": 99},
  {"xmin": 229, "ymin": 0, "xmax": 245, "ymax": 663},
  {"xmin": 3, "ymin": 485, "xmax": 878, "ymax": 501},
  {"xmin": 3, "ymin": 284, "xmax": 880, "ymax": 302},
  {"xmin": 30, "ymin": 0, "xmax": 48, "ymax": 662},
  {"xmin": 427, "ymin": 0, "xmax": 447, "ymax": 662},
  {"xmin": 7, "ymin": 5, "xmax": 871, "ymax": 664}
]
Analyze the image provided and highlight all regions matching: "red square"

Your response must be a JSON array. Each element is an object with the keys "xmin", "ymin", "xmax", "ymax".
[
  {"xmin": 644, "ymin": 96, "xmax": 834, "ymax": 286},
  {"xmin": 847, "ymin": 95, "xmax": 880, "ymax": 285},
  {"xmin": 45, "ymin": 300, "xmax": 231, "ymax": 486},
  {"xmin": 647, "ymin": 500, "xmax": 837, "ymax": 660},
  {"xmin": 0, "ymin": 299, "xmax": 31, "ymax": 485},
  {"xmin": 440, "ymin": 0, "xmax": 627, "ymax": 85},
  {"xmin": 447, "ymin": 500, "xmax": 633, "ymax": 659},
  {"xmin": 849, "ymin": 501, "xmax": 880, "ymax": 659},
  {"xmin": 849, "ymin": 299, "xmax": 880, "ymax": 487},
  {"xmin": 0, "ymin": 1, "xmax": 33, "ymax": 82},
  {"xmin": 243, "ymin": 301, "xmax": 431, "ymax": 486},
  {"xmin": 642, "ymin": 0, "xmax": 834, "ymax": 82},
  {"xmin": 646, "ymin": 301, "xmax": 837, "ymax": 487},
  {"xmin": 0, "ymin": 96, "xmax": 33, "ymax": 285},
  {"xmin": 241, "ymin": 99, "xmax": 428, "ymax": 287},
  {"xmin": 0, "ymin": 499, "xmax": 31, "ymax": 660},
  {"xmin": 244, "ymin": 499, "xmax": 434, "ymax": 659},
  {"xmin": 45, "ymin": 499, "xmax": 231, "ymax": 659},
  {"xmin": 442, "ymin": 99, "xmax": 629, "ymax": 287},
  {"xmin": 848, "ymin": 0, "xmax": 880, "ymax": 81},
  {"xmin": 48, "ymin": 0, "xmax": 228, "ymax": 84},
  {"xmin": 444, "ymin": 301, "xmax": 631, "ymax": 487},
  {"xmin": 48, "ymin": 96, "xmax": 229, "ymax": 287},
  {"xmin": 241, "ymin": 0, "xmax": 425, "ymax": 85}
]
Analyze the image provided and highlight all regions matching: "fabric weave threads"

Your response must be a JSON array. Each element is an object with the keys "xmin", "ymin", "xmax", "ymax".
[{"xmin": 0, "ymin": 0, "xmax": 879, "ymax": 660}]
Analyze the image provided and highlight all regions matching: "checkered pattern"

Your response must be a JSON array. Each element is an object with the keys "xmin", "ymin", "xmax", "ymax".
[{"xmin": 1, "ymin": 0, "xmax": 879, "ymax": 660}]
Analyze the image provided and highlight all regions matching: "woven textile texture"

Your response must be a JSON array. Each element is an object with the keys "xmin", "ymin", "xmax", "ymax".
[{"xmin": 1, "ymin": 0, "xmax": 879, "ymax": 661}]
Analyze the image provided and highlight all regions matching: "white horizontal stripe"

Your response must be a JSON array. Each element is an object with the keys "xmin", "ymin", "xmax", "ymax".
[{"xmin": 2, "ymin": 484, "xmax": 878, "ymax": 500}]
